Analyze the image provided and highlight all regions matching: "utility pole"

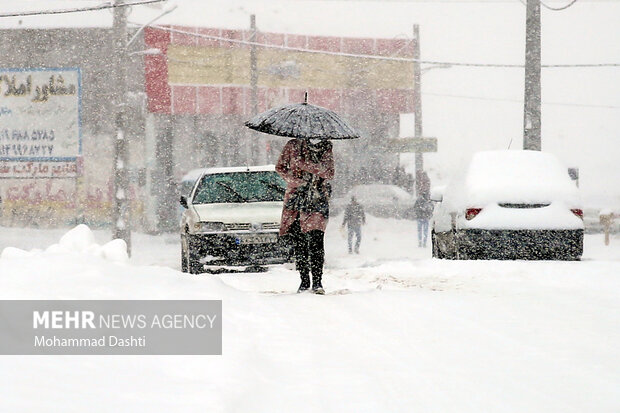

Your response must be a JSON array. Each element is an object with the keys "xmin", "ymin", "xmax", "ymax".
[
  {"xmin": 249, "ymin": 14, "xmax": 259, "ymax": 165},
  {"xmin": 112, "ymin": 0, "xmax": 131, "ymax": 254},
  {"xmin": 523, "ymin": 0, "xmax": 542, "ymax": 151},
  {"xmin": 412, "ymin": 24, "xmax": 426, "ymax": 195},
  {"xmin": 413, "ymin": 25, "xmax": 423, "ymax": 171}
]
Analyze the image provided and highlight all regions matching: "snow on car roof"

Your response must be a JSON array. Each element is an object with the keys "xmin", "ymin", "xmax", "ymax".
[
  {"xmin": 182, "ymin": 165, "xmax": 276, "ymax": 182},
  {"xmin": 464, "ymin": 150, "xmax": 579, "ymax": 205},
  {"xmin": 181, "ymin": 168, "xmax": 210, "ymax": 183}
]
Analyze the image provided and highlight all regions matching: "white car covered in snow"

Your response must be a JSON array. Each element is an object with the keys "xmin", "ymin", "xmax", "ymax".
[
  {"xmin": 180, "ymin": 165, "xmax": 292, "ymax": 273},
  {"xmin": 431, "ymin": 150, "xmax": 584, "ymax": 260}
]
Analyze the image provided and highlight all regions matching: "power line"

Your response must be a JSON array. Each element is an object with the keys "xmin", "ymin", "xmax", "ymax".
[
  {"xmin": 291, "ymin": 0, "xmax": 613, "ymax": 2},
  {"xmin": 516, "ymin": 0, "xmax": 580, "ymax": 10},
  {"xmin": 0, "ymin": 0, "xmax": 165, "ymax": 18},
  {"xmin": 540, "ymin": 63, "xmax": 620, "ymax": 68},
  {"xmin": 141, "ymin": 24, "xmax": 620, "ymax": 68},
  {"xmin": 540, "ymin": 0, "xmax": 580, "ymax": 10},
  {"xmin": 163, "ymin": 52, "xmax": 619, "ymax": 109}
]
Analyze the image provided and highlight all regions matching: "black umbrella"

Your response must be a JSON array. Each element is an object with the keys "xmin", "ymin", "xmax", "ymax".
[{"xmin": 244, "ymin": 93, "xmax": 359, "ymax": 140}]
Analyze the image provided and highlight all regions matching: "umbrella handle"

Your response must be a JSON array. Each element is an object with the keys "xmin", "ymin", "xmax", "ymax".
[{"xmin": 299, "ymin": 138, "xmax": 309, "ymax": 161}]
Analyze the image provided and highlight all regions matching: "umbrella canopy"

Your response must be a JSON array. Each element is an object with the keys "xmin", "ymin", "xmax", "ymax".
[{"xmin": 244, "ymin": 94, "xmax": 359, "ymax": 140}]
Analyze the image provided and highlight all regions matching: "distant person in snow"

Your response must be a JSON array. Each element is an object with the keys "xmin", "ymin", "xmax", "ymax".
[
  {"xmin": 276, "ymin": 137, "xmax": 334, "ymax": 294},
  {"xmin": 416, "ymin": 170, "xmax": 431, "ymax": 199},
  {"xmin": 413, "ymin": 194, "xmax": 434, "ymax": 248},
  {"xmin": 341, "ymin": 196, "xmax": 365, "ymax": 254}
]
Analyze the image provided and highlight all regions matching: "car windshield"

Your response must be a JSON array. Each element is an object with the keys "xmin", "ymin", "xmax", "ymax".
[{"xmin": 192, "ymin": 171, "xmax": 286, "ymax": 204}]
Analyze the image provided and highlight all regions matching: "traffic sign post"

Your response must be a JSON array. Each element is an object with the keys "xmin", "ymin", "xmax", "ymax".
[
  {"xmin": 386, "ymin": 137, "xmax": 437, "ymax": 198},
  {"xmin": 385, "ymin": 137, "xmax": 438, "ymax": 153}
]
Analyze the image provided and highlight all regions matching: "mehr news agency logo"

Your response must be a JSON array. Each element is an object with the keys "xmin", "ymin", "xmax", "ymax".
[{"xmin": 32, "ymin": 310, "xmax": 218, "ymax": 348}]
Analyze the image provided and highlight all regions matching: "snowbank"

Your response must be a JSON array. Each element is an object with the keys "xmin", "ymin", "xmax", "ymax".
[
  {"xmin": 464, "ymin": 150, "xmax": 580, "ymax": 206},
  {"xmin": 0, "ymin": 222, "xmax": 619, "ymax": 412},
  {"xmin": 0, "ymin": 224, "xmax": 129, "ymax": 264}
]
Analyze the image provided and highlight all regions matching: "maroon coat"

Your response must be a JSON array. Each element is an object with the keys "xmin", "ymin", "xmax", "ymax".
[{"xmin": 276, "ymin": 138, "xmax": 335, "ymax": 235}]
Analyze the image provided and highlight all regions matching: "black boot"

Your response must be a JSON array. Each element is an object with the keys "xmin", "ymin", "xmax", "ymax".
[
  {"xmin": 307, "ymin": 230, "xmax": 326, "ymax": 294},
  {"xmin": 312, "ymin": 276, "xmax": 325, "ymax": 295},
  {"xmin": 297, "ymin": 274, "xmax": 311, "ymax": 293}
]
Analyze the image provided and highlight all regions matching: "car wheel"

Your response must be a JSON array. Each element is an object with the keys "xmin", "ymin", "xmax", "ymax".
[
  {"xmin": 456, "ymin": 241, "xmax": 481, "ymax": 260},
  {"xmin": 183, "ymin": 234, "xmax": 203, "ymax": 274},
  {"xmin": 456, "ymin": 245, "xmax": 467, "ymax": 260},
  {"xmin": 431, "ymin": 230, "xmax": 442, "ymax": 259},
  {"xmin": 448, "ymin": 231, "xmax": 461, "ymax": 260},
  {"xmin": 455, "ymin": 236, "xmax": 472, "ymax": 260},
  {"xmin": 181, "ymin": 235, "xmax": 188, "ymax": 272},
  {"xmin": 555, "ymin": 253, "xmax": 581, "ymax": 262}
]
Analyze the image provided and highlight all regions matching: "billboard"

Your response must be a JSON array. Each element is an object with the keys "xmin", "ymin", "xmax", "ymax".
[
  {"xmin": 166, "ymin": 44, "xmax": 414, "ymax": 90},
  {"xmin": 143, "ymin": 27, "xmax": 415, "ymax": 115},
  {"xmin": 0, "ymin": 68, "xmax": 81, "ymax": 178}
]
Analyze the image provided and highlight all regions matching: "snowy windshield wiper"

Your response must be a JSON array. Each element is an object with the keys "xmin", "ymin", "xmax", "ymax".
[
  {"xmin": 215, "ymin": 181, "xmax": 245, "ymax": 202},
  {"xmin": 257, "ymin": 178, "xmax": 285, "ymax": 195}
]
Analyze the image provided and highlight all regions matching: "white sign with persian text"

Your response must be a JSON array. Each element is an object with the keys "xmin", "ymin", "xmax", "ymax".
[{"xmin": 0, "ymin": 68, "xmax": 81, "ymax": 178}]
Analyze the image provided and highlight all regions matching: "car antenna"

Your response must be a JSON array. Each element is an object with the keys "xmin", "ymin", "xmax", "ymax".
[{"xmin": 507, "ymin": 135, "xmax": 514, "ymax": 150}]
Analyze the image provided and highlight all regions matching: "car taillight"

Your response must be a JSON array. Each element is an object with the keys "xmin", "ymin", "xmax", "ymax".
[
  {"xmin": 571, "ymin": 208, "xmax": 583, "ymax": 219},
  {"xmin": 465, "ymin": 208, "xmax": 482, "ymax": 220}
]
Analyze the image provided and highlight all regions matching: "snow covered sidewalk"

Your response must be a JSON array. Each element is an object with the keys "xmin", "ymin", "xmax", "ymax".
[{"xmin": 0, "ymin": 222, "xmax": 619, "ymax": 412}]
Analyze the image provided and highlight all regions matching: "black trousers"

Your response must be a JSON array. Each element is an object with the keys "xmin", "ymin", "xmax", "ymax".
[{"xmin": 288, "ymin": 218, "xmax": 325, "ymax": 285}]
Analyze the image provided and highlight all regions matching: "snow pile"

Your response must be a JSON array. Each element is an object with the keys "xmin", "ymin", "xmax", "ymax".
[
  {"xmin": 0, "ymin": 222, "xmax": 619, "ymax": 411},
  {"xmin": 0, "ymin": 224, "xmax": 128, "ymax": 263},
  {"xmin": 464, "ymin": 150, "xmax": 580, "ymax": 206},
  {"xmin": 434, "ymin": 151, "xmax": 585, "ymax": 231}
]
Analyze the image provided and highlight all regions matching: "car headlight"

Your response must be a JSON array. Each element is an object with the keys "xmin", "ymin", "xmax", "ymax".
[{"xmin": 194, "ymin": 222, "xmax": 225, "ymax": 233}]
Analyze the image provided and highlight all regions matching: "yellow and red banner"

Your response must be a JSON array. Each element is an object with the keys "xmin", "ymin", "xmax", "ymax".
[{"xmin": 144, "ymin": 27, "xmax": 416, "ymax": 115}]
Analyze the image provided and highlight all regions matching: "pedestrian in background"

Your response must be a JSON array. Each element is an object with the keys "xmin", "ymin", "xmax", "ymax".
[
  {"xmin": 276, "ymin": 137, "xmax": 334, "ymax": 294},
  {"xmin": 341, "ymin": 196, "xmax": 366, "ymax": 254},
  {"xmin": 413, "ymin": 194, "xmax": 434, "ymax": 248}
]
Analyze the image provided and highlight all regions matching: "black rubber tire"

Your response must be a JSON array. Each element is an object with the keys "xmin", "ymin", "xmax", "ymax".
[
  {"xmin": 456, "ymin": 240, "xmax": 474, "ymax": 260},
  {"xmin": 554, "ymin": 254, "xmax": 581, "ymax": 262},
  {"xmin": 182, "ymin": 234, "xmax": 203, "ymax": 274},
  {"xmin": 431, "ymin": 231, "xmax": 442, "ymax": 259},
  {"xmin": 448, "ymin": 241, "xmax": 458, "ymax": 260},
  {"xmin": 456, "ymin": 245, "xmax": 468, "ymax": 260},
  {"xmin": 187, "ymin": 252, "xmax": 203, "ymax": 275},
  {"xmin": 181, "ymin": 238, "xmax": 188, "ymax": 273}
]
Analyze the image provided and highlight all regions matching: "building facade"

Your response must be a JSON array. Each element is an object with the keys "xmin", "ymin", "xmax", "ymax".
[{"xmin": 0, "ymin": 24, "xmax": 416, "ymax": 232}]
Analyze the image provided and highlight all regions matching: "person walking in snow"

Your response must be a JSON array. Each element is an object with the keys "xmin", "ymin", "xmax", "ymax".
[
  {"xmin": 341, "ymin": 196, "xmax": 365, "ymax": 254},
  {"xmin": 276, "ymin": 137, "xmax": 334, "ymax": 294},
  {"xmin": 413, "ymin": 194, "xmax": 434, "ymax": 248}
]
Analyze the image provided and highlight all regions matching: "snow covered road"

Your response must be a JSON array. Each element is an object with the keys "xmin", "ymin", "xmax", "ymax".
[{"xmin": 1, "ymin": 217, "xmax": 619, "ymax": 412}]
